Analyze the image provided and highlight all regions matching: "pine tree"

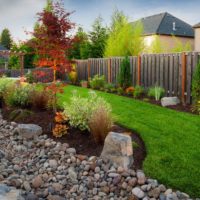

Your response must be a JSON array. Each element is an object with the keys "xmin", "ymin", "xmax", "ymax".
[{"xmin": 0, "ymin": 28, "xmax": 12, "ymax": 49}]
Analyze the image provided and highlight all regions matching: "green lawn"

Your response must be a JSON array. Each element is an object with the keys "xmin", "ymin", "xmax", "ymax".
[{"xmin": 58, "ymin": 85, "xmax": 200, "ymax": 197}]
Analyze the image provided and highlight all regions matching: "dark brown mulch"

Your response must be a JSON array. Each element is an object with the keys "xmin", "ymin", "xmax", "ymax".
[
  {"xmin": 84, "ymin": 86, "xmax": 195, "ymax": 115},
  {"xmin": 1, "ymin": 107, "xmax": 146, "ymax": 169}
]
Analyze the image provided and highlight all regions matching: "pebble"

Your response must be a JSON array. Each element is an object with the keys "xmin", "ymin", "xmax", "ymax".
[{"xmin": 132, "ymin": 187, "xmax": 145, "ymax": 199}]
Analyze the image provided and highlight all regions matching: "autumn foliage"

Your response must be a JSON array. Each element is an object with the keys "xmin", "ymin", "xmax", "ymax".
[
  {"xmin": 28, "ymin": 0, "xmax": 76, "ymax": 112},
  {"xmin": 29, "ymin": 1, "xmax": 75, "ymax": 79}
]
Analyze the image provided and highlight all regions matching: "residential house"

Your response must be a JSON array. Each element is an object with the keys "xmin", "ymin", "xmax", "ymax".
[
  {"xmin": 132, "ymin": 12, "xmax": 194, "ymax": 52},
  {"xmin": 193, "ymin": 23, "xmax": 200, "ymax": 51}
]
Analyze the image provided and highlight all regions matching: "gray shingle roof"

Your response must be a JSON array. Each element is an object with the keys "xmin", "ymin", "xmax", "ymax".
[{"xmin": 132, "ymin": 12, "xmax": 194, "ymax": 38}]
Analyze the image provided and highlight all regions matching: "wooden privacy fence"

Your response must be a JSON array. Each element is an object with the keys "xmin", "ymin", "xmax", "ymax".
[{"xmin": 76, "ymin": 52, "xmax": 200, "ymax": 104}]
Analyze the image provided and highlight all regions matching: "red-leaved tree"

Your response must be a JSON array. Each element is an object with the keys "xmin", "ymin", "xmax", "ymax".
[{"xmin": 29, "ymin": 0, "xmax": 76, "ymax": 111}]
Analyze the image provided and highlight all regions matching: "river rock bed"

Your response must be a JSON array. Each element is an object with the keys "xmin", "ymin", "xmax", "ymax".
[{"xmin": 0, "ymin": 114, "xmax": 191, "ymax": 200}]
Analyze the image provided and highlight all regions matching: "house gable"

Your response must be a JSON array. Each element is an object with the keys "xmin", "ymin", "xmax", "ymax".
[{"xmin": 132, "ymin": 12, "xmax": 194, "ymax": 38}]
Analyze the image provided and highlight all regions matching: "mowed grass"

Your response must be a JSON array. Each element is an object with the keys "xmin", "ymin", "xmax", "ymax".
[{"xmin": 58, "ymin": 85, "xmax": 200, "ymax": 197}]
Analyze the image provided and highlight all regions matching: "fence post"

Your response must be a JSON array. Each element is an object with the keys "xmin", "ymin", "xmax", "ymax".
[
  {"xmin": 108, "ymin": 58, "xmax": 111, "ymax": 83},
  {"xmin": 181, "ymin": 52, "xmax": 186, "ymax": 104},
  {"xmin": 87, "ymin": 59, "xmax": 90, "ymax": 81},
  {"xmin": 137, "ymin": 55, "xmax": 141, "ymax": 85}
]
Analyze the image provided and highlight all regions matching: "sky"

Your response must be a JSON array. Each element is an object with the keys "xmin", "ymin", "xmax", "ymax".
[{"xmin": 0, "ymin": 0, "xmax": 200, "ymax": 42}]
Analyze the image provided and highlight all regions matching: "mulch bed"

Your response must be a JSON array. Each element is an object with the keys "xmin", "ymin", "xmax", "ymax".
[
  {"xmin": 1, "ymin": 106, "xmax": 146, "ymax": 170},
  {"xmin": 107, "ymin": 90, "xmax": 195, "ymax": 115}
]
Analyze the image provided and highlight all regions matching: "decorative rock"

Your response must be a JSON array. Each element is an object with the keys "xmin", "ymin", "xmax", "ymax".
[
  {"xmin": 23, "ymin": 181, "xmax": 31, "ymax": 192},
  {"xmin": 0, "ymin": 150, "xmax": 5, "ymax": 159},
  {"xmin": 26, "ymin": 193, "xmax": 39, "ymax": 200},
  {"xmin": 32, "ymin": 176, "xmax": 43, "ymax": 188},
  {"xmin": 66, "ymin": 148, "xmax": 76, "ymax": 154},
  {"xmin": 16, "ymin": 124, "xmax": 42, "ymax": 139},
  {"xmin": 101, "ymin": 132, "xmax": 133, "ymax": 169},
  {"xmin": 165, "ymin": 189, "xmax": 172, "ymax": 196},
  {"xmin": 137, "ymin": 171, "xmax": 146, "ymax": 185},
  {"xmin": 49, "ymin": 160, "xmax": 58, "ymax": 169},
  {"xmin": 68, "ymin": 167, "xmax": 77, "ymax": 182},
  {"xmin": 52, "ymin": 183, "xmax": 63, "ymax": 192},
  {"xmin": 148, "ymin": 187, "xmax": 160, "ymax": 198},
  {"xmin": 161, "ymin": 97, "xmax": 180, "ymax": 107},
  {"xmin": 132, "ymin": 187, "xmax": 145, "ymax": 199}
]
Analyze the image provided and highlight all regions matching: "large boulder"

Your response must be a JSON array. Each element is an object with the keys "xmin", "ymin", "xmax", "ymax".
[
  {"xmin": 16, "ymin": 124, "xmax": 42, "ymax": 139},
  {"xmin": 101, "ymin": 132, "xmax": 133, "ymax": 169},
  {"xmin": 161, "ymin": 97, "xmax": 180, "ymax": 107}
]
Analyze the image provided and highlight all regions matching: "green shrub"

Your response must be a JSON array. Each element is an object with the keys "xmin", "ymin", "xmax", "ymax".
[
  {"xmin": 117, "ymin": 87, "xmax": 124, "ymax": 95},
  {"xmin": 5, "ymin": 84, "xmax": 34, "ymax": 108},
  {"xmin": 63, "ymin": 91, "xmax": 111, "ymax": 131},
  {"xmin": 104, "ymin": 83, "xmax": 115, "ymax": 92},
  {"xmin": 192, "ymin": 61, "xmax": 200, "ymax": 102},
  {"xmin": 117, "ymin": 56, "xmax": 131, "ymax": 89},
  {"xmin": 25, "ymin": 71, "xmax": 35, "ymax": 84},
  {"xmin": 0, "ymin": 78, "xmax": 15, "ymax": 99},
  {"xmin": 89, "ymin": 75, "xmax": 106, "ymax": 89},
  {"xmin": 192, "ymin": 100, "xmax": 200, "ymax": 115},
  {"xmin": 148, "ymin": 86, "xmax": 165, "ymax": 101},
  {"xmin": 133, "ymin": 85, "xmax": 144, "ymax": 98}
]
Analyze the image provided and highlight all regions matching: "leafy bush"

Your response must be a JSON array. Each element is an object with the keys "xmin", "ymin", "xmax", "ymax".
[
  {"xmin": 104, "ymin": 83, "xmax": 115, "ymax": 93},
  {"xmin": 192, "ymin": 100, "xmax": 200, "ymax": 115},
  {"xmin": 89, "ymin": 75, "xmax": 106, "ymax": 89},
  {"xmin": 117, "ymin": 87, "xmax": 124, "ymax": 95},
  {"xmin": 148, "ymin": 86, "xmax": 165, "ymax": 101},
  {"xmin": 0, "ymin": 78, "xmax": 15, "ymax": 100},
  {"xmin": 89, "ymin": 105, "xmax": 113, "ymax": 144},
  {"xmin": 4, "ymin": 84, "xmax": 34, "ymax": 108},
  {"xmin": 63, "ymin": 91, "xmax": 112, "ymax": 131},
  {"xmin": 117, "ymin": 56, "xmax": 131, "ymax": 89},
  {"xmin": 192, "ymin": 61, "xmax": 200, "ymax": 102},
  {"xmin": 133, "ymin": 85, "xmax": 144, "ymax": 98},
  {"xmin": 25, "ymin": 71, "xmax": 36, "ymax": 84},
  {"xmin": 68, "ymin": 70, "xmax": 77, "ymax": 84}
]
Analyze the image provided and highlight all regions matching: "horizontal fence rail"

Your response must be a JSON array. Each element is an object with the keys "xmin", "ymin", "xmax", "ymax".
[{"xmin": 76, "ymin": 52, "xmax": 200, "ymax": 104}]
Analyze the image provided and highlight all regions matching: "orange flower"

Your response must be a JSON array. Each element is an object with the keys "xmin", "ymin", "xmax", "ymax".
[{"xmin": 125, "ymin": 87, "xmax": 134, "ymax": 94}]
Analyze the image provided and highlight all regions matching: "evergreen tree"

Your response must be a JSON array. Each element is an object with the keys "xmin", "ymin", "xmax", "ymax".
[
  {"xmin": 117, "ymin": 56, "xmax": 131, "ymax": 89},
  {"xmin": 0, "ymin": 28, "xmax": 12, "ymax": 49},
  {"xmin": 89, "ymin": 16, "xmax": 108, "ymax": 58},
  {"xmin": 68, "ymin": 27, "xmax": 90, "ymax": 59},
  {"xmin": 192, "ymin": 61, "xmax": 200, "ymax": 102}
]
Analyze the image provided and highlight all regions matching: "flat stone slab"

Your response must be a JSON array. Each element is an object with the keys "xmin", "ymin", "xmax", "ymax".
[
  {"xmin": 16, "ymin": 124, "xmax": 42, "ymax": 139},
  {"xmin": 161, "ymin": 97, "xmax": 180, "ymax": 107},
  {"xmin": 101, "ymin": 132, "xmax": 133, "ymax": 169}
]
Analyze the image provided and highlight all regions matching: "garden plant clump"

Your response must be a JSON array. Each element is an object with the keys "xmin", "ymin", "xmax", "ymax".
[
  {"xmin": 63, "ymin": 91, "xmax": 113, "ymax": 143},
  {"xmin": 89, "ymin": 75, "xmax": 106, "ymax": 90},
  {"xmin": 148, "ymin": 86, "xmax": 165, "ymax": 101}
]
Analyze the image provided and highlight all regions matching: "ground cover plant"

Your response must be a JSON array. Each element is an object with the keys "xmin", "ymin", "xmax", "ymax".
[
  {"xmin": 58, "ymin": 85, "xmax": 200, "ymax": 197},
  {"xmin": 148, "ymin": 86, "xmax": 165, "ymax": 101}
]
